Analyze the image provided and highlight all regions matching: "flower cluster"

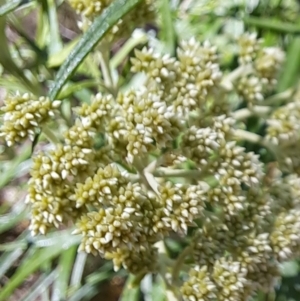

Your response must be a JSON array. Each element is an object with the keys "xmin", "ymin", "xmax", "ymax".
[
  {"xmin": 4, "ymin": 30, "xmax": 300, "ymax": 300},
  {"xmin": 266, "ymin": 90, "xmax": 300, "ymax": 174},
  {"xmin": 131, "ymin": 38, "xmax": 222, "ymax": 116},
  {"xmin": 68, "ymin": 0, "xmax": 155, "ymax": 41},
  {"xmin": 0, "ymin": 93, "xmax": 61, "ymax": 147},
  {"xmin": 236, "ymin": 32, "xmax": 285, "ymax": 106}
]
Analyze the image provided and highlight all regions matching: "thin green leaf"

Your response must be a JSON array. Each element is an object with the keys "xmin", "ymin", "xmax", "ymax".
[
  {"xmin": 49, "ymin": 0, "xmax": 143, "ymax": 100},
  {"xmin": 68, "ymin": 284, "xmax": 98, "ymax": 301},
  {"xmin": 46, "ymin": 0, "xmax": 63, "ymax": 55},
  {"xmin": 244, "ymin": 16, "xmax": 300, "ymax": 34},
  {"xmin": 51, "ymin": 246, "xmax": 77, "ymax": 301},
  {"xmin": 0, "ymin": 0, "xmax": 22, "ymax": 16},
  {"xmin": 22, "ymin": 270, "xmax": 58, "ymax": 301},
  {"xmin": 151, "ymin": 275, "xmax": 167, "ymax": 301},
  {"xmin": 277, "ymin": 37, "xmax": 300, "ymax": 92},
  {"xmin": 0, "ymin": 235, "xmax": 80, "ymax": 301},
  {"xmin": 58, "ymin": 79, "xmax": 99, "ymax": 100},
  {"xmin": 31, "ymin": 132, "xmax": 41, "ymax": 154},
  {"xmin": 0, "ymin": 0, "xmax": 34, "ymax": 16},
  {"xmin": 70, "ymin": 252, "xmax": 87, "ymax": 288},
  {"xmin": 0, "ymin": 146, "xmax": 31, "ymax": 189},
  {"xmin": 69, "ymin": 262, "xmax": 113, "ymax": 301},
  {"xmin": 110, "ymin": 32, "xmax": 148, "ymax": 69},
  {"xmin": 36, "ymin": 0, "xmax": 49, "ymax": 48},
  {"xmin": 0, "ymin": 209, "xmax": 27, "ymax": 235},
  {"xmin": 159, "ymin": 0, "xmax": 176, "ymax": 55},
  {"xmin": 119, "ymin": 275, "xmax": 140, "ymax": 301},
  {"xmin": 0, "ymin": 248, "xmax": 24, "ymax": 278},
  {"xmin": 33, "ymin": 229, "xmax": 80, "ymax": 248},
  {"xmin": 85, "ymin": 261, "xmax": 113, "ymax": 284},
  {"xmin": 0, "ymin": 248, "xmax": 52, "ymax": 301},
  {"xmin": 0, "ymin": 77, "xmax": 31, "ymax": 93},
  {"xmin": 8, "ymin": 10, "xmax": 47, "ymax": 61},
  {"xmin": 0, "ymin": 240, "xmax": 28, "ymax": 252},
  {"xmin": 0, "ymin": 9, "xmax": 39, "ymax": 93},
  {"xmin": 47, "ymin": 37, "xmax": 80, "ymax": 68}
]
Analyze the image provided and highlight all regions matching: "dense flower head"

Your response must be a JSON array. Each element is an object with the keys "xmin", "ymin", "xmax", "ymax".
[
  {"xmin": 236, "ymin": 33, "xmax": 285, "ymax": 106},
  {"xmin": 266, "ymin": 101, "xmax": 300, "ymax": 146},
  {"xmin": 181, "ymin": 265, "xmax": 217, "ymax": 301},
  {"xmin": 68, "ymin": 0, "xmax": 156, "ymax": 41},
  {"xmin": 131, "ymin": 39, "xmax": 222, "ymax": 116},
  {"xmin": 0, "ymin": 92, "xmax": 61, "ymax": 146},
  {"xmin": 158, "ymin": 181, "xmax": 208, "ymax": 234},
  {"xmin": 255, "ymin": 47, "xmax": 285, "ymax": 86},
  {"xmin": 12, "ymin": 32, "xmax": 300, "ymax": 300},
  {"xmin": 68, "ymin": 0, "xmax": 110, "ymax": 18},
  {"xmin": 237, "ymin": 76, "xmax": 264, "ymax": 104},
  {"xmin": 270, "ymin": 209, "xmax": 300, "ymax": 262}
]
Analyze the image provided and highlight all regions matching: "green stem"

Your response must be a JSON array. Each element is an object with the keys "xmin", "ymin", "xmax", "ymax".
[
  {"xmin": 234, "ymin": 129, "xmax": 278, "ymax": 156},
  {"xmin": 110, "ymin": 32, "xmax": 148, "ymax": 69},
  {"xmin": 99, "ymin": 52, "xmax": 114, "ymax": 88},
  {"xmin": 156, "ymin": 241, "xmax": 181, "ymax": 301},
  {"xmin": 98, "ymin": 44, "xmax": 118, "ymax": 98},
  {"xmin": 234, "ymin": 129, "xmax": 266, "ymax": 145},
  {"xmin": 232, "ymin": 106, "xmax": 272, "ymax": 120},
  {"xmin": 221, "ymin": 64, "xmax": 252, "ymax": 91},
  {"xmin": 263, "ymin": 88, "xmax": 294, "ymax": 105},
  {"xmin": 159, "ymin": 0, "xmax": 176, "ymax": 55},
  {"xmin": 42, "ymin": 126, "xmax": 60, "ymax": 145},
  {"xmin": 244, "ymin": 16, "xmax": 300, "ymax": 34},
  {"xmin": 47, "ymin": 0, "xmax": 63, "ymax": 55},
  {"xmin": 172, "ymin": 245, "xmax": 192, "ymax": 284},
  {"xmin": 154, "ymin": 168, "xmax": 208, "ymax": 178}
]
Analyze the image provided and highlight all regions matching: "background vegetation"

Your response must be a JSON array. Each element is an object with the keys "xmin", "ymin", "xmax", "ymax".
[{"xmin": 1, "ymin": 0, "xmax": 300, "ymax": 300}]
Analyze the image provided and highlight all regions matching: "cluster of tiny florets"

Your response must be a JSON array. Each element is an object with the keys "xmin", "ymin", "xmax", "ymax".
[
  {"xmin": 131, "ymin": 38, "xmax": 222, "ymax": 116},
  {"xmin": 265, "ymin": 91, "xmax": 300, "ymax": 174},
  {"xmin": 0, "ymin": 92, "xmax": 61, "ymax": 146},
  {"xmin": 3, "ymin": 30, "xmax": 300, "ymax": 300},
  {"xmin": 236, "ymin": 32, "xmax": 285, "ymax": 106},
  {"xmin": 68, "ymin": 0, "xmax": 155, "ymax": 41}
]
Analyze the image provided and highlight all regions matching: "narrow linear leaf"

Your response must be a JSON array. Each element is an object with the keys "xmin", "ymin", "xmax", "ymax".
[
  {"xmin": 47, "ymin": 37, "xmax": 80, "ymax": 68},
  {"xmin": 8, "ymin": 14, "xmax": 45, "ymax": 59},
  {"xmin": 0, "ymin": 248, "xmax": 24, "ymax": 278},
  {"xmin": 0, "ymin": 0, "xmax": 24, "ymax": 16},
  {"xmin": 119, "ymin": 275, "xmax": 140, "ymax": 301},
  {"xmin": 0, "ymin": 77, "xmax": 32, "ymax": 93},
  {"xmin": 36, "ymin": 0, "xmax": 49, "ymax": 49},
  {"xmin": 70, "ymin": 252, "xmax": 87, "ymax": 288},
  {"xmin": 151, "ymin": 275, "xmax": 167, "ymax": 301},
  {"xmin": 0, "ymin": 146, "xmax": 31, "ymax": 189},
  {"xmin": 0, "ymin": 238, "xmax": 79, "ymax": 301},
  {"xmin": 51, "ymin": 246, "xmax": 77, "ymax": 301},
  {"xmin": 0, "ymin": 7, "xmax": 39, "ymax": 93},
  {"xmin": 22, "ymin": 270, "xmax": 58, "ymax": 301},
  {"xmin": 110, "ymin": 32, "xmax": 148, "ymax": 69},
  {"xmin": 277, "ymin": 37, "xmax": 300, "ymax": 92},
  {"xmin": 47, "ymin": 0, "xmax": 63, "ymax": 55},
  {"xmin": 69, "ymin": 262, "xmax": 112, "ymax": 301},
  {"xmin": 0, "ymin": 248, "xmax": 56, "ymax": 301},
  {"xmin": 68, "ymin": 284, "xmax": 98, "ymax": 301},
  {"xmin": 244, "ymin": 16, "xmax": 300, "ymax": 34},
  {"xmin": 0, "ymin": 209, "xmax": 27, "ymax": 234},
  {"xmin": 159, "ymin": 0, "xmax": 176, "ymax": 55},
  {"xmin": 57, "ymin": 80, "xmax": 99, "ymax": 100},
  {"xmin": 49, "ymin": 0, "xmax": 143, "ymax": 100}
]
